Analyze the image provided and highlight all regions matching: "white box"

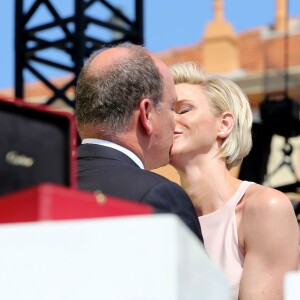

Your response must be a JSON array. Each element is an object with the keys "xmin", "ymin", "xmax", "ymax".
[
  {"xmin": 0, "ymin": 214, "xmax": 229, "ymax": 300},
  {"xmin": 284, "ymin": 271, "xmax": 300, "ymax": 300}
]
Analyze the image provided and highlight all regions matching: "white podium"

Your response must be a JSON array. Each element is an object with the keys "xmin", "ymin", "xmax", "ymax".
[
  {"xmin": 0, "ymin": 214, "xmax": 229, "ymax": 300},
  {"xmin": 284, "ymin": 271, "xmax": 300, "ymax": 300}
]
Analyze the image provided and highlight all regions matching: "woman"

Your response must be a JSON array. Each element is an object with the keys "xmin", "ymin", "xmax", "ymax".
[{"xmin": 170, "ymin": 61, "xmax": 299, "ymax": 300}]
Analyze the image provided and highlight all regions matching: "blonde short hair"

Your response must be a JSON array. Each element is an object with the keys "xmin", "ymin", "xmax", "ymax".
[{"xmin": 171, "ymin": 62, "xmax": 253, "ymax": 169}]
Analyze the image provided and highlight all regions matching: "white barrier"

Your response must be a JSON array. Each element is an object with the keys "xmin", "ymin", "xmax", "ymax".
[
  {"xmin": 0, "ymin": 214, "xmax": 229, "ymax": 300},
  {"xmin": 284, "ymin": 271, "xmax": 300, "ymax": 300}
]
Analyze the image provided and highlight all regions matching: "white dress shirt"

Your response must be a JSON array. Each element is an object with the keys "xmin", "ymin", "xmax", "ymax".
[{"xmin": 81, "ymin": 138, "xmax": 144, "ymax": 169}]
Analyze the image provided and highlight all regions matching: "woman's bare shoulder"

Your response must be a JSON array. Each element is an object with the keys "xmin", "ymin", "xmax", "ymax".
[
  {"xmin": 243, "ymin": 183, "xmax": 294, "ymax": 216},
  {"xmin": 240, "ymin": 183, "xmax": 298, "ymax": 250}
]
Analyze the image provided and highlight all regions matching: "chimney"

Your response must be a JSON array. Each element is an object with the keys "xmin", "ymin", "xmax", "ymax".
[
  {"xmin": 275, "ymin": 0, "xmax": 287, "ymax": 31},
  {"xmin": 202, "ymin": 0, "xmax": 240, "ymax": 73}
]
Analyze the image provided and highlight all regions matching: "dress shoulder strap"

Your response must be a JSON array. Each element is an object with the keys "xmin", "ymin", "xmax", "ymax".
[{"xmin": 230, "ymin": 181, "xmax": 254, "ymax": 206}]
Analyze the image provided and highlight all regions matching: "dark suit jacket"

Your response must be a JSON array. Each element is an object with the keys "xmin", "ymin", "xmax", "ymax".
[{"xmin": 77, "ymin": 144, "xmax": 203, "ymax": 242}]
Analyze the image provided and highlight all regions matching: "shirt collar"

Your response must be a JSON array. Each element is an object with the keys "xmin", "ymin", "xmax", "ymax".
[{"xmin": 81, "ymin": 138, "xmax": 144, "ymax": 169}]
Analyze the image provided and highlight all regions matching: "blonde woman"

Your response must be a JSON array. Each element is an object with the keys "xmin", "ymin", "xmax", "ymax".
[{"xmin": 170, "ymin": 61, "xmax": 299, "ymax": 300}]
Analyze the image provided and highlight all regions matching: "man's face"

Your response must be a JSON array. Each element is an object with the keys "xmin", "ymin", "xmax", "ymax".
[{"xmin": 150, "ymin": 60, "xmax": 177, "ymax": 169}]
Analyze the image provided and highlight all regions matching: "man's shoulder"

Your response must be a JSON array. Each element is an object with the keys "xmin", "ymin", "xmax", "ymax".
[
  {"xmin": 109, "ymin": 166, "xmax": 186, "ymax": 199},
  {"xmin": 138, "ymin": 168, "xmax": 172, "ymax": 182},
  {"xmin": 131, "ymin": 168, "xmax": 184, "ymax": 189}
]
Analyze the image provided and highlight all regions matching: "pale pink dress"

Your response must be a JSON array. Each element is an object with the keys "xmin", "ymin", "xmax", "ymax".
[{"xmin": 199, "ymin": 181, "xmax": 254, "ymax": 300}]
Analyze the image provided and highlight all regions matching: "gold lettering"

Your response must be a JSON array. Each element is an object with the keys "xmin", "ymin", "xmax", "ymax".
[{"xmin": 5, "ymin": 151, "xmax": 34, "ymax": 167}]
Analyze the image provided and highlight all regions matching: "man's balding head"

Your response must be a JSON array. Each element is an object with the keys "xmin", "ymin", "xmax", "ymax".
[{"xmin": 75, "ymin": 44, "xmax": 164, "ymax": 138}]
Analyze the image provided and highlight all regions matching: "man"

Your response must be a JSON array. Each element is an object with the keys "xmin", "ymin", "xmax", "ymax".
[{"xmin": 75, "ymin": 43, "xmax": 202, "ymax": 241}]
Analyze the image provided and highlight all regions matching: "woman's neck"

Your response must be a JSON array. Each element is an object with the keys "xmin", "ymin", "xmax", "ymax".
[{"xmin": 177, "ymin": 156, "xmax": 239, "ymax": 216}]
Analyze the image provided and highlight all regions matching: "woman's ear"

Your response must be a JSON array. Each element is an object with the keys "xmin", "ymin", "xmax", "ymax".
[
  {"xmin": 139, "ymin": 98, "xmax": 153, "ymax": 135},
  {"xmin": 218, "ymin": 112, "xmax": 234, "ymax": 138}
]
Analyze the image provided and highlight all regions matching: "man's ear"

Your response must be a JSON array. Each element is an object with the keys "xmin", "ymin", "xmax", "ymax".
[
  {"xmin": 139, "ymin": 98, "xmax": 153, "ymax": 135},
  {"xmin": 218, "ymin": 112, "xmax": 234, "ymax": 138}
]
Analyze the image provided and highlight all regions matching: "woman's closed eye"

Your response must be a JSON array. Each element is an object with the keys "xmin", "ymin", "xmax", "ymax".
[{"xmin": 177, "ymin": 105, "xmax": 193, "ymax": 114}]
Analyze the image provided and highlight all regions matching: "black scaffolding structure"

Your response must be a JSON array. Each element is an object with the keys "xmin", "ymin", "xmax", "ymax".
[{"xmin": 15, "ymin": 0, "xmax": 144, "ymax": 108}]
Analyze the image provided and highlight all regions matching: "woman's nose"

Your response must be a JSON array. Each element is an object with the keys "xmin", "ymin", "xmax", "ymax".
[{"xmin": 173, "ymin": 111, "xmax": 180, "ymax": 122}]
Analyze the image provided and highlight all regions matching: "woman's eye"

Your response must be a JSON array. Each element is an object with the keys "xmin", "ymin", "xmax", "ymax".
[{"xmin": 178, "ymin": 107, "xmax": 191, "ymax": 114}]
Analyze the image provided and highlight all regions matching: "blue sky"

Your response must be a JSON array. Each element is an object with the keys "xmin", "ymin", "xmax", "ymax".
[{"xmin": 1, "ymin": 0, "xmax": 300, "ymax": 89}]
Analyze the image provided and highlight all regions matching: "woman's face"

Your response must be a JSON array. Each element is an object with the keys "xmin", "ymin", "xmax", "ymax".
[{"xmin": 170, "ymin": 83, "xmax": 220, "ymax": 167}]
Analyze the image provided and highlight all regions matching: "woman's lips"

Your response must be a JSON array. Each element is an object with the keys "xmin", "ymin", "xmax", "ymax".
[{"xmin": 173, "ymin": 131, "xmax": 183, "ymax": 137}]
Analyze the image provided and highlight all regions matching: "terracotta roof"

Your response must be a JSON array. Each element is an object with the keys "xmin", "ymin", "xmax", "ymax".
[{"xmin": 159, "ymin": 19, "xmax": 300, "ymax": 73}]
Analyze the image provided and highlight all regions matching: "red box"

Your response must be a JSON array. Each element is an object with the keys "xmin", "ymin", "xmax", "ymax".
[{"xmin": 0, "ymin": 184, "xmax": 153, "ymax": 224}]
